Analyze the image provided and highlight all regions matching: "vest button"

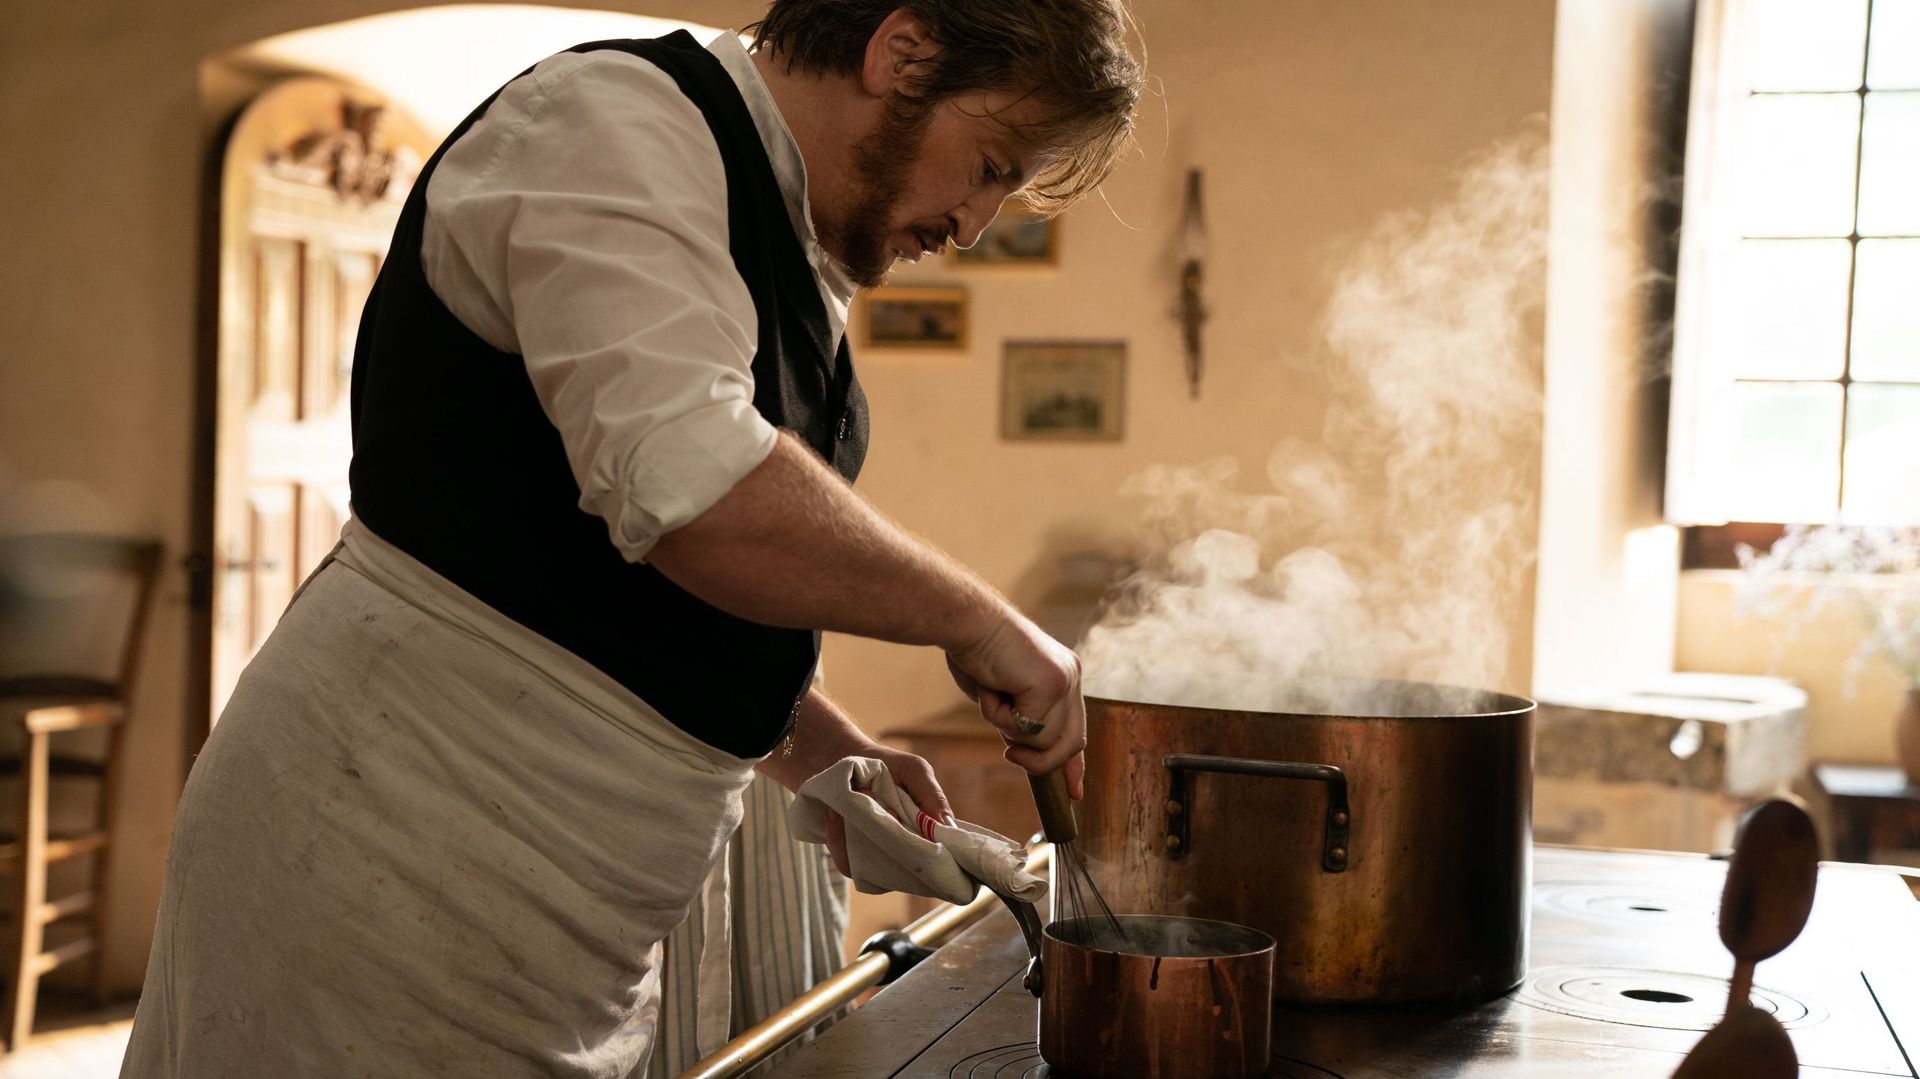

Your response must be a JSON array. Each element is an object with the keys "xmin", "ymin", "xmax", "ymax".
[{"xmin": 837, "ymin": 413, "xmax": 851, "ymax": 441}]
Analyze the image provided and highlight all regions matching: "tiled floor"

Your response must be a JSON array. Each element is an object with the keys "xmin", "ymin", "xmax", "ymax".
[{"xmin": 0, "ymin": 993, "xmax": 134, "ymax": 1079}]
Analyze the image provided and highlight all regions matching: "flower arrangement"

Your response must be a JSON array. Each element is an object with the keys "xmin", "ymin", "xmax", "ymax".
[{"xmin": 1736, "ymin": 524, "xmax": 1920, "ymax": 690}]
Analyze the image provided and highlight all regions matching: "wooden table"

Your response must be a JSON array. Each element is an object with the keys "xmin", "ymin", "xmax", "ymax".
[{"xmin": 1814, "ymin": 763, "xmax": 1920, "ymax": 863}]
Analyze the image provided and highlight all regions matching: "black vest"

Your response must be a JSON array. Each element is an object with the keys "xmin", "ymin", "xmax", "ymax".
[{"xmin": 349, "ymin": 32, "xmax": 868, "ymax": 758}]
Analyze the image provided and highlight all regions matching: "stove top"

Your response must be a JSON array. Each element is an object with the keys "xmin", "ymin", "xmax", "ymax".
[{"xmin": 767, "ymin": 848, "xmax": 1920, "ymax": 1078}]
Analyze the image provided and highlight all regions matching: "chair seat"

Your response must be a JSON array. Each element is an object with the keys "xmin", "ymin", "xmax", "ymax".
[
  {"xmin": 0, "ymin": 755, "xmax": 108, "ymax": 779},
  {"xmin": 0, "ymin": 677, "xmax": 117, "ymax": 701},
  {"xmin": 0, "ymin": 693, "xmax": 125, "ymax": 734}
]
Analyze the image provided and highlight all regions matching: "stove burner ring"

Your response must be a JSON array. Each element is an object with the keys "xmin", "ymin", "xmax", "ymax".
[
  {"xmin": 945, "ymin": 1043, "xmax": 1048, "ymax": 1078},
  {"xmin": 1515, "ymin": 965, "xmax": 1827, "ymax": 1031},
  {"xmin": 1270, "ymin": 1058, "xmax": 1347, "ymax": 1077},
  {"xmin": 1532, "ymin": 880, "xmax": 1716, "ymax": 925},
  {"xmin": 943, "ymin": 1044, "xmax": 1346, "ymax": 1078}
]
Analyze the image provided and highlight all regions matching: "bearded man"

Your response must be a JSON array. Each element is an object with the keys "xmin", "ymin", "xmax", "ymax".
[{"xmin": 119, "ymin": 2, "xmax": 1141, "ymax": 1076}]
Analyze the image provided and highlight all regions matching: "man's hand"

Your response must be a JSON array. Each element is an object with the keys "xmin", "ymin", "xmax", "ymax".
[
  {"xmin": 822, "ymin": 745, "xmax": 952, "ymax": 879},
  {"xmin": 945, "ymin": 611, "xmax": 1088, "ymax": 799}
]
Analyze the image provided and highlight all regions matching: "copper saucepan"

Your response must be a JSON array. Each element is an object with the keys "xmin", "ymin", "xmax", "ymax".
[{"xmin": 1000, "ymin": 898, "xmax": 1274, "ymax": 1077}]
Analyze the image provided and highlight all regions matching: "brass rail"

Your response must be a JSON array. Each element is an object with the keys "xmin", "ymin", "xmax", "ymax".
[{"xmin": 678, "ymin": 843, "xmax": 1052, "ymax": 1079}]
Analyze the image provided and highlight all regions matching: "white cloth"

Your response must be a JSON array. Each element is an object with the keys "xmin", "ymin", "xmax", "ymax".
[
  {"xmin": 791, "ymin": 758, "xmax": 1048, "ymax": 907},
  {"xmin": 422, "ymin": 31, "xmax": 857, "ymax": 563},
  {"xmin": 119, "ymin": 519, "xmax": 757, "ymax": 1079}
]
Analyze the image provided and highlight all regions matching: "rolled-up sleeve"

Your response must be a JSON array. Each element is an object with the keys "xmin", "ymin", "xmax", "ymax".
[{"xmin": 422, "ymin": 50, "xmax": 776, "ymax": 562}]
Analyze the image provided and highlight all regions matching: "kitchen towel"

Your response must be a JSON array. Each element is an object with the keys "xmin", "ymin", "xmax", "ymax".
[{"xmin": 789, "ymin": 756, "xmax": 1047, "ymax": 906}]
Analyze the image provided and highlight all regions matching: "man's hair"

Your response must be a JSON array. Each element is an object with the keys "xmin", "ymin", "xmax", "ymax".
[{"xmin": 747, "ymin": 0, "xmax": 1144, "ymax": 212}]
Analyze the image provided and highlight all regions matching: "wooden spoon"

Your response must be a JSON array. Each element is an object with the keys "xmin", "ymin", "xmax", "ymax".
[
  {"xmin": 1672, "ymin": 798, "xmax": 1819, "ymax": 1079},
  {"xmin": 1716, "ymin": 799, "xmax": 1819, "ymax": 1012},
  {"xmin": 1672, "ymin": 1004, "xmax": 1797, "ymax": 1079}
]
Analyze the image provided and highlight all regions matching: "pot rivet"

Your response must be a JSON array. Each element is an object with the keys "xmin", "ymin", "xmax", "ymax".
[
  {"xmin": 1165, "ymin": 799, "xmax": 1184, "ymax": 816},
  {"xmin": 1332, "ymin": 811, "xmax": 1349, "ymax": 826},
  {"xmin": 1330, "ymin": 847, "xmax": 1348, "ymax": 863},
  {"xmin": 1165, "ymin": 834, "xmax": 1183, "ymax": 852}
]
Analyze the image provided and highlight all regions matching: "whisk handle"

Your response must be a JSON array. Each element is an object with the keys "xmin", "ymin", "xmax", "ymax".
[{"xmin": 1029, "ymin": 768, "xmax": 1078, "ymax": 845}]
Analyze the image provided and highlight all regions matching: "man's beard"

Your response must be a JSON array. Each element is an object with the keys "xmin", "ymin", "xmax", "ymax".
[{"xmin": 833, "ymin": 94, "xmax": 940, "ymax": 289}]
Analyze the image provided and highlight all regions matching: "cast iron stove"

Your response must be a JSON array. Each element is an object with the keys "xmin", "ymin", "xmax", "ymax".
[{"xmin": 766, "ymin": 848, "xmax": 1919, "ymax": 1077}]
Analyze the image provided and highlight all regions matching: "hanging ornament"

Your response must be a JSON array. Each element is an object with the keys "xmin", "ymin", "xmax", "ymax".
[{"xmin": 1176, "ymin": 168, "xmax": 1209, "ymax": 400}]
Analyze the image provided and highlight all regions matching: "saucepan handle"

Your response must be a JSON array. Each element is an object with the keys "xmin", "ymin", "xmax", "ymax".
[
  {"xmin": 1162, "ymin": 753, "xmax": 1350, "ymax": 873},
  {"xmin": 994, "ymin": 891, "xmax": 1047, "ymax": 997}
]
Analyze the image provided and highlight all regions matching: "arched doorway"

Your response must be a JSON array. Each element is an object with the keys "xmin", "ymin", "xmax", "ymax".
[{"xmin": 205, "ymin": 78, "xmax": 431, "ymax": 719}]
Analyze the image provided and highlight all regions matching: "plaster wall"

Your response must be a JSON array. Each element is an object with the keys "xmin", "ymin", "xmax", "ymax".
[
  {"xmin": 1531, "ymin": 0, "xmax": 1691, "ymax": 700},
  {"xmin": 1677, "ymin": 573, "xmax": 1910, "ymax": 766}
]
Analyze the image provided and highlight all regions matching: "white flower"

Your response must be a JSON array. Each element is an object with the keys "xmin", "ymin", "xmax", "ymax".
[{"xmin": 1736, "ymin": 525, "xmax": 1920, "ymax": 689}]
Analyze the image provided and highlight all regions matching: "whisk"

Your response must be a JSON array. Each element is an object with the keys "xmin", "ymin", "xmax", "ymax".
[{"xmin": 1030, "ymin": 769, "xmax": 1125, "ymax": 940}]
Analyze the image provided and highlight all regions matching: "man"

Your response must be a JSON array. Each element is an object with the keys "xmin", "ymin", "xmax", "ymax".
[{"xmin": 121, "ymin": 2, "xmax": 1141, "ymax": 1075}]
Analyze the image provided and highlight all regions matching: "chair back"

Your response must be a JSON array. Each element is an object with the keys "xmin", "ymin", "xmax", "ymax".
[{"xmin": 0, "ymin": 534, "xmax": 163, "ymax": 699}]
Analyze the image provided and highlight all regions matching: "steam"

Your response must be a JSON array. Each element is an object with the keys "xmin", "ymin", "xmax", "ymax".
[{"xmin": 1080, "ymin": 131, "xmax": 1550, "ymax": 714}]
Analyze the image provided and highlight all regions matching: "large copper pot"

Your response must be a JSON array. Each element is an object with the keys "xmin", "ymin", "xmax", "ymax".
[{"xmin": 1077, "ymin": 680, "xmax": 1534, "ymax": 1004}]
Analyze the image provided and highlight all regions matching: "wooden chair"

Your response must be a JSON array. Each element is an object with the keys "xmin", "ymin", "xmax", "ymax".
[{"xmin": 0, "ymin": 534, "xmax": 162, "ymax": 1052}]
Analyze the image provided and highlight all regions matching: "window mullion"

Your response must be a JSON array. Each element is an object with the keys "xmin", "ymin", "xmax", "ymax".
[{"xmin": 1836, "ymin": 0, "xmax": 1876, "ymax": 513}]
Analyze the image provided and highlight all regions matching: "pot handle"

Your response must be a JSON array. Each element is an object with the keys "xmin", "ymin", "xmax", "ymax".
[
  {"xmin": 995, "ymin": 892, "xmax": 1047, "ymax": 997},
  {"xmin": 1162, "ymin": 753, "xmax": 1350, "ymax": 873}
]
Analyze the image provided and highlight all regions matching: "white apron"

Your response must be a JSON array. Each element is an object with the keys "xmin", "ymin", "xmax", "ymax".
[{"xmin": 120, "ymin": 519, "xmax": 757, "ymax": 1078}]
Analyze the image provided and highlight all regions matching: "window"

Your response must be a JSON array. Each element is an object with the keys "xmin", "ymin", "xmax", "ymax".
[{"xmin": 1668, "ymin": 0, "xmax": 1920, "ymax": 528}]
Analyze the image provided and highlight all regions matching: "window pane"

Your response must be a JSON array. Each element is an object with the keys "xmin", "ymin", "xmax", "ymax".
[
  {"xmin": 1749, "ymin": 0, "xmax": 1868, "ymax": 90},
  {"xmin": 1711, "ymin": 239, "xmax": 1852, "ymax": 378},
  {"xmin": 1712, "ymin": 382, "xmax": 1843, "ymax": 520},
  {"xmin": 1843, "ymin": 384, "xmax": 1920, "ymax": 521},
  {"xmin": 1738, "ymin": 94, "xmax": 1862, "ymax": 236},
  {"xmin": 1851, "ymin": 239, "xmax": 1920, "ymax": 380},
  {"xmin": 1869, "ymin": 0, "xmax": 1920, "ymax": 89},
  {"xmin": 1858, "ymin": 92, "xmax": 1920, "ymax": 235}
]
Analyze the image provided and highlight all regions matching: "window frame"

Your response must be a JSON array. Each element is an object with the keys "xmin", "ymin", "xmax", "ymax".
[{"xmin": 1668, "ymin": 0, "xmax": 1919, "ymax": 529}]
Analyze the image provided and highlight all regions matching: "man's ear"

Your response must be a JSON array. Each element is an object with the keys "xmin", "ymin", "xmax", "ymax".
[{"xmin": 860, "ymin": 8, "xmax": 937, "ymax": 99}]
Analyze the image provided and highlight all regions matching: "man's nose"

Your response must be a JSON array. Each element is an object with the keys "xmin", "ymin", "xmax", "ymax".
[{"xmin": 950, "ymin": 193, "xmax": 1008, "ymax": 250}]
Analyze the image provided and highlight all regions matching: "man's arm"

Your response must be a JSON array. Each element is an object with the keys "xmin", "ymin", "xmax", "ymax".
[{"xmin": 649, "ymin": 433, "xmax": 1086, "ymax": 789}]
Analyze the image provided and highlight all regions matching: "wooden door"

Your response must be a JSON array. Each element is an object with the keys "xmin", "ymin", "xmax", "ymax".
[{"xmin": 209, "ymin": 78, "xmax": 429, "ymax": 720}]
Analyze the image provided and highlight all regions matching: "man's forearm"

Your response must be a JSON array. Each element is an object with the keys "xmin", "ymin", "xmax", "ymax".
[
  {"xmin": 654, "ymin": 431, "xmax": 1086, "ymax": 787},
  {"xmin": 647, "ymin": 432, "xmax": 1006, "ymax": 652}
]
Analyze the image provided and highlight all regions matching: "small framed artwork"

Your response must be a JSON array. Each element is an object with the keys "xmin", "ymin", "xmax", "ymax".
[
  {"xmin": 863, "ymin": 286, "xmax": 969, "ymax": 349},
  {"xmin": 1001, "ymin": 341, "xmax": 1126, "ymax": 442},
  {"xmin": 952, "ymin": 206, "xmax": 1059, "ymax": 266}
]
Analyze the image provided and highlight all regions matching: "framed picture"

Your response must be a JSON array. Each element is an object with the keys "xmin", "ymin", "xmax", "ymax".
[
  {"xmin": 952, "ymin": 206, "xmax": 1059, "ymax": 266},
  {"xmin": 862, "ymin": 286, "xmax": 969, "ymax": 349},
  {"xmin": 1001, "ymin": 341, "xmax": 1126, "ymax": 442}
]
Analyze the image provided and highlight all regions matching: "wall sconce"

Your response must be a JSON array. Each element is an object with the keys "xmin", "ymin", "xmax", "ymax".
[{"xmin": 1177, "ymin": 168, "xmax": 1208, "ymax": 400}]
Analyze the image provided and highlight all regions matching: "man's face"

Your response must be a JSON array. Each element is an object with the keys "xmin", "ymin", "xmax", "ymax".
[{"xmin": 825, "ymin": 89, "xmax": 1046, "ymax": 288}]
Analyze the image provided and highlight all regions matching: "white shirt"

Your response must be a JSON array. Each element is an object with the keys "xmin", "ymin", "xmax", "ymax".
[{"xmin": 421, "ymin": 32, "xmax": 857, "ymax": 562}]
